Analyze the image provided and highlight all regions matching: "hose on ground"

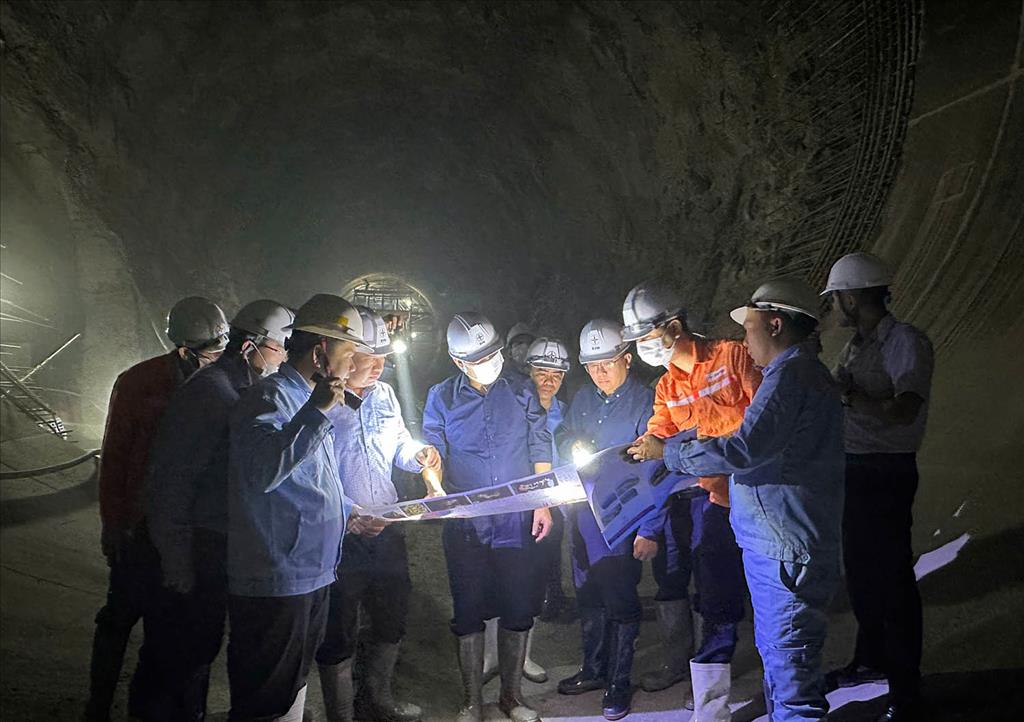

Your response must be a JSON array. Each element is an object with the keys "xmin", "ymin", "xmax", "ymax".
[{"xmin": 0, "ymin": 449, "xmax": 100, "ymax": 480}]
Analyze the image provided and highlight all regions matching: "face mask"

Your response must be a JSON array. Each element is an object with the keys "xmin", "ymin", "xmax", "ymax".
[
  {"xmin": 636, "ymin": 334, "xmax": 675, "ymax": 368},
  {"xmin": 466, "ymin": 351, "xmax": 504, "ymax": 385},
  {"xmin": 253, "ymin": 346, "xmax": 279, "ymax": 378}
]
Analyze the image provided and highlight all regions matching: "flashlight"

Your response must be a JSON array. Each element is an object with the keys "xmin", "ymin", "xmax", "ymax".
[
  {"xmin": 392, "ymin": 338, "xmax": 409, "ymax": 355},
  {"xmin": 572, "ymin": 441, "xmax": 595, "ymax": 468}
]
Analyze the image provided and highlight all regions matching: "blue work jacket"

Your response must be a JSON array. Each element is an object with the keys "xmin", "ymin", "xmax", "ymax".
[
  {"xmin": 664, "ymin": 342, "xmax": 844, "ymax": 564},
  {"xmin": 557, "ymin": 375, "xmax": 663, "ymax": 569},
  {"xmin": 227, "ymin": 363, "xmax": 350, "ymax": 597},
  {"xmin": 146, "ymin": 353, "xmax": 253, "ymax": 577},
  {"xmin": 422, "ymin": 372, "xmax": 552, "ymax": 548},
  {"xmin": 327, "ymin": 381, "xmax": 423, "ymax": 509},
  {"xmin": 545, "ymin": 397, "xmax": 565, "ymax": 465}
]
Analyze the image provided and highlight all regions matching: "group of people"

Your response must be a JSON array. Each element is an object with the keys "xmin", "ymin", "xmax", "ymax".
[{"xmin": 84, "ymin": 251, "xmax": 933, "ymax": 722}]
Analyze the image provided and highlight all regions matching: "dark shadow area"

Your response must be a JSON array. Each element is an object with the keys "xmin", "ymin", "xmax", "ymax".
[
  {"xmin": 829, "ymin": 668, "xmax": 1024, "ymax": 722},
  {"xmin": 916, "ymin": 525, "xmax": 1024, "ymax": 607},
  {"xmin": 0, "ymin": 469, "xmax": 98, "ymax": 528}
]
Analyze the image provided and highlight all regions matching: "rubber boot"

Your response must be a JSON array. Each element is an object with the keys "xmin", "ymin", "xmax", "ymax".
[
  {"xmin": 355, "ymin": 642, "xmax": 422, "ymax": 722},
  {"xmin": 497, "ymin": 628, "xmax": 540, "ymax": 722},
  {"xmin": 455, "ymin": 632, "xmax": 485, "ymax": 722},
  {"xmin": 557, "ymin": 607, "xmax": 607, "ymax": 695},
  {"xmin": 482, "ymin": 618, "xmax": 499, "ymax": 684},
  {"xmin": 690, "ymin": 662, "xmax": 731, "ymax": 722},
  {"xmin": 277, "ymin": 685, "xmax": 307, "ymax": 722},
  {"xmin": 602, "ymin": 621, "xmax": 639, "ymax": 721},
  {"xmin": 523, "ymin": 626, "xmax": 548, "ymax": 683},
  {"xmin": 318, "ymin": 659, "xmax": 354, "ymax": 722},
  {"xmin": 84, "ymin": 624, "xmax": 132, "ymax": 722},
  {"xmin": 639, "ymin": 599, "xmax": 694, "ymax": 692}
]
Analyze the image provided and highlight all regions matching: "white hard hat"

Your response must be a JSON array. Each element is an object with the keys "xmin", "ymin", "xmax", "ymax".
[
  {"xmin": 448, "ymin": 312, "xmax": 503, "ymax": 363},
  {"xmin": 231, "ymin": 300, "xmax": 295, "ymax": 346},
  {"xmin": 579, "ymin": 319, "xmax": 629, "ymax": 364},
  {"xmin": 288, "ymin": 294, "xmax": 367, "ymax": 347},
  {"xmin": 821, "ymin": 252, "xmax": 893, "ymax": 294},
  {"xmin": 506, "ymin": 322, "xmax": 535, "ymax": 347},
  {"xmin": 526, "ymin": 337, "xmax": 570, "ymax": 372},
  {"xmin": 622, "ymin": 280, "xmax": 686, "ymax": 342},
  {"xmin": 166, "ymin": 296, "xmax": 230, "ymax": 351},
  {"xmin": 730, "ymin": 278, "xmax": 821, "ymax": 325},
  {"xmin": 353, "ymin": 305, "xmax": 393, "ymax": 356}
]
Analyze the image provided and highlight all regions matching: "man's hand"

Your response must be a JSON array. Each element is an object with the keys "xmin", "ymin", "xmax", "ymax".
[
  {"xmin": 309, "ymin": 375, "xmax": 346, "ymax": 412},
  {"xmin": 421, "ymin": 465, "xmax": 445, "ymax": 498},
  {"xmin": 415, "ymin": 445, "xmax": 442, "ymax": 471},
  {"xmin": 698, "ymin": 475, "xmax": 731, "ymax": 507},
  {"xmin": 100, "ymin": 525, "xmax": 129, "ymax": 566},
  {"xmin": 532, "ymin": 507, "xmax": 553, "ymax": 542},
  {"xmin": 633, "ymin": 535, "xmax": 659, "ymax": 561},
  {"xmin": 627, "ymin": 434, "xmax": 665, "ymax": 462},
  {"xmin": 162, "ymin": 558, "xmax": 196, "ymax": 595},
  {"xmin": 347, "ymin": 511, "xmax": 388, "ymax": 537}
]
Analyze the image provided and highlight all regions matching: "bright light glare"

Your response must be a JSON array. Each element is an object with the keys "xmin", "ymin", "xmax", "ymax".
[
  {"xmin": 572, "ymin": 443, "xmax": 595, "ymax": 468},
  {"xmin": 392, "ymin": 338, "xmax": 409, "ymax": 354}
]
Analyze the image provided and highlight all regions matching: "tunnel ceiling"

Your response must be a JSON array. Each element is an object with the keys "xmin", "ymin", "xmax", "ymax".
[{"xmin": 1, "ymin": 0, "xmax": 920, "ymax": 409}]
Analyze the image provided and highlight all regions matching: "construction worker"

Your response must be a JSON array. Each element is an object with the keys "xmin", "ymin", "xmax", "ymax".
[
  {"xmin": 631, "ymin": 279, "xmax": 844, "ymax": 722},
  {"xmin": 143, "ymin": 299, "xmax": 294, "ymax": 721},
  {"xmin": 85, "ymin": 296, "xmax": 228, "ymax": 722},
  {"xmin": 422, "ymin": 313, "xmax": 554, "ymax": 722},
  {"xmin": 225, "ymin": 294, "xmax": 384, "ymax": 722},
  {"xmin": 555, "ymin": 319, "xmax": 660, "ymax": 720},
  {"xmin": 822, "ymin": 253, "xmax": 933, "ymax": 722},
  {"xmin": 505, "ymin": 321, "xmax": 537, "ymax": 379},
  {"xmin": 621, "ymin": 280, "xmax": 757, "ymax": 715},
  {"xmin": 315, "ymin": 306, "xmax": 442, "ymax": 722}
]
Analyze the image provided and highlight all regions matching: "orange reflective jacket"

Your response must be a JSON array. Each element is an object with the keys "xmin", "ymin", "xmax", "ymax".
[{"xmin": 647, "ymin": 338, "xmax": 762, "ymax": 441}]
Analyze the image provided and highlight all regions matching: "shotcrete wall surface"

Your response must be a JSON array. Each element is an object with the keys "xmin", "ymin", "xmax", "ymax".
[{"xmin": 1, "ymin": 0, "xmax": 1022, "ymax": 720}]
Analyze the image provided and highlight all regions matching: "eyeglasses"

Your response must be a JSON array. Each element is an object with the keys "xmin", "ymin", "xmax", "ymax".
[{"xmin": 585, "ymin": 354, "xmax": 626, "ymax": 373}]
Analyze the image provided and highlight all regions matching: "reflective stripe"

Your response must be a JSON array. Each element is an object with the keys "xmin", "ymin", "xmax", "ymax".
[{"xmin": 665, "ymin": 375, "xmax": 734, "ymax": 408}]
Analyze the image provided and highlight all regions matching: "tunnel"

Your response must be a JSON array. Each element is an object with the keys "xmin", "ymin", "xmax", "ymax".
[{"xmin": 0, "ymin": 0, "xmax": 1022, "ymax": 720}]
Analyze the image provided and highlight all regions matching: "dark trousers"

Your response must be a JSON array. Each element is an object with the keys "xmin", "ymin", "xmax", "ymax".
[
  {"xmin": 85, "ymin": 526, "xmax": 161, "ymax": 721},
  {"xmin": 227, "ymin": 587, "xmax": 329, "ymax": 721},
  {"xmin": 652, "ymin": 494, "xmax": 745, "ymax": 624},
  {"xmin": 316, "ymin": 525, "xmax": 412, "ymax": 665},
  {"xmin": 576, "ymin": 553, "xmax": 642, "ymax": 623},
  {"xmin": 154, "ymin": 529, "xmax": 228, "ymax": 721},
  {"xmin": 843, "ymin": 453, "xmax": 923, "ymax": 702},
  {"xmin": 530, "ymin": 510, "xmax": 565, "ymax": 615},
  {"xmin": 443, "ymin": 522, "xmax": 536, "ymax": 636}
]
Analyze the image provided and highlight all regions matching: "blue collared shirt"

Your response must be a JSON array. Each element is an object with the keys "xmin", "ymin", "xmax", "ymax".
[
  {"xmin": 327, "ymin": 381, "xmax": 423, "ymax": 509},
  {"xmin": 557, "ymin": 375, "xmax": 663, "ymax": 565},
  {"xmin": 545, "ymin": 398, "xmax": 565, "ymax": 465},
  {"xmin": 146, "ymin": 354, "xmax": 253, "ymax": 576},
  {"xmin": 422, "ymin": 372, "xmax": 552, "ymax": 548},
  {"xmin": 227, "ymin": 363, "xmax": 350, "ymax": 596},
  {"xmin": 664, "ymin": 343, "xmax": 844, "ymax": 564}
]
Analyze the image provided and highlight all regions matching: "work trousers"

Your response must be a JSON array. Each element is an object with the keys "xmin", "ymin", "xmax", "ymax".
[
  {"xmin": 86, "ymin": 525, "xmax": 163, "ymax": 720},
  {"xmin": 651, "ymin": 494, "xmax": 746, "ymax": 624},
  {"xmin": 743, "ymin": 549, "xmax": 839, "ymax": 722},
  {"xmin": 316, "ymin": 525, "xmax": 412, "ymax": 665},
  {"xmin": 843, "ymin": 452, "xmax": 923, "ymax": 702},
  {"xmin": 227, "ymin": 586, "xmax": 329, "ymax": 721},
  {"xmin": 575, "ymin": 552, "xmax": 642, "ymax": 624},
  {"xmin": 530, "ymin": 510, "xmax": 565, "ymax": 615},
  {"xmin": 443, "ymin": 521, "xmax": 536, "ymax": 637},
  {"xmin": 152, "ymin": 528, "xmax": 229, "ymax": 721}
]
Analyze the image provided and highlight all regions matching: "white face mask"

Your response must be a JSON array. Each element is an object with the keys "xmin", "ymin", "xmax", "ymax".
[
  {"xmin": 636, "ymin": 334, "xmax": 675, "ymax": 368},
  {"xmin": 246, "ymin": 342, "xmax": 279, "ymax": 379},
  {"xmin": 466, "ymin": 350, "xmax": 504, "ymax": 385}
]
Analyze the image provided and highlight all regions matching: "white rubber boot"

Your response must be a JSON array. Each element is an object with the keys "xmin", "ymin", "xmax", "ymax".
[
  {"xmin": 522, "ymin": 624, "xmax": 548, "ymax": 683},
  {"xmin": 276, "ymin": 684, "xmax": 307, "ymax": 722},
  {"xmin": 690, "ymin": 661, "xmax": 731, "ymax": 722}
]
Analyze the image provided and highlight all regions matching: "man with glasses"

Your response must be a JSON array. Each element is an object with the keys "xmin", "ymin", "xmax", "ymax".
[
  {"xmin": 554, "ymin": 319, "xmax": 660, "ymax": 720},
  {"xmin": 143, "ymin": 300, "xmax": 295, "ymax": 720}
]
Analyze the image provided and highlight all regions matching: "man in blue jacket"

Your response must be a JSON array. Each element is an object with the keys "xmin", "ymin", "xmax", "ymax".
[
  {"xmin": 630, "ymin": 279, "xmax": 844, "ymax": 722},
  {"xmin": 145, "ymin": 300, "xmax": 294, "ymax": 721},
  {"xmin": 555, "ymin": 319, "xmax": 661, "ymax": 721},
  {"xmin": 315, "ymin": 306, "xmax": 441, "ymax": 722},
  {"xmin": 226, "ymin": 294, "xmax": 384, "ymax": 721},
  {"xmin": 422, "ymin": 313, "xmax": 553, "ymax": 722}
]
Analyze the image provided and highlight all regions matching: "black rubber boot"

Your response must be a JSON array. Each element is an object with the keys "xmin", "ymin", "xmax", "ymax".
[
  {"xmin": 318, "ymin": 659, "xmax": 354, "ymax": 722},
  {"xmin": 638, "ymin": 599, "xmax": 693, "ymax": 693},
  {"xmin": 84, "ymin": 623, "xmax": 132, "ymax": 722},
  {"xmin": 602, "ymin": 621, "xmax": 639, "ymax": 721},
  {"xmin": 557, "ymin": 608, "xmax": 608, "ymax": 695},
  {"xmin": 497, "ymin": 628, "xmax": 540, "ymax": 722},
  {"xmin": 455, "ymin": 633, "xmax": 484, "ymax": 722},
  {"xmin": 355, "ymin": 642, "xmax": 422, "ymax": 722}
]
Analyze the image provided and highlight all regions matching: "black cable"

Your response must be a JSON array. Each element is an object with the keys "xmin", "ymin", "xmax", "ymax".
[{"xmin": 0, "ymin": 449, "xmax": 101, "ymax": 480}]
